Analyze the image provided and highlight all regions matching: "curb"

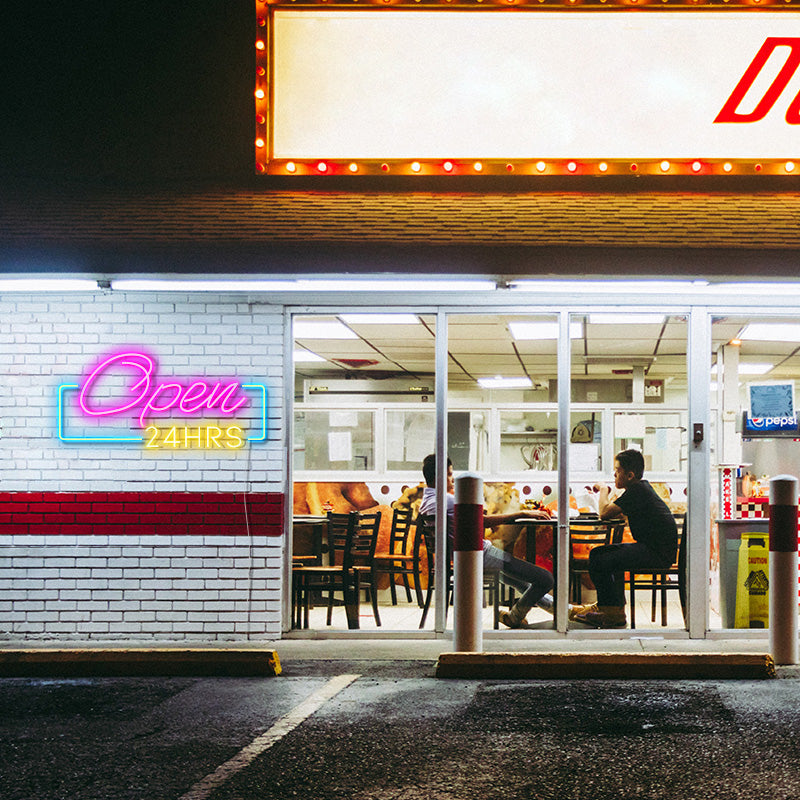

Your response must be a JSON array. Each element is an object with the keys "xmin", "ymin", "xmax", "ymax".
[
  {"xmin": 0, "ymin": 648, "xmax": 282, "ymax": 678},
  {"xmin": 436, "ymin": 652, "xmax": 776, "ymax": 679}
]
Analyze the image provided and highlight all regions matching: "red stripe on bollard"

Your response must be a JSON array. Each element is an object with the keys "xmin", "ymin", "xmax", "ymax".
[
  {"xmin": 454, "ymin": 504, "xmax": 484, "ymax": 551},
  {"xmin": 770, "ymin": 505, "xmax": 799, "ymax": 552}
]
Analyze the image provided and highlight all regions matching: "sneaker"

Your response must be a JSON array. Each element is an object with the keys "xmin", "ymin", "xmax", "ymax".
[
  {"xmin": 536, "ymin": 594, "xmax": 554, "ymax": 614},
  {"xmin": 499, "ymin": 610, "xmax": 527, "ymax": 629},
  {"xmin": 573, "ymin": 606, "xmax": 627, "ymax": 629},
  {"xmin": 568, "ymin": 602, "xmax": 598, "ymax": 621}
]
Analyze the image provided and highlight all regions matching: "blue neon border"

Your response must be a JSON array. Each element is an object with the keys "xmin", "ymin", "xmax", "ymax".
[{"xmin": 57, "ymin": 383, "xmax": 268, "ymax": 443}]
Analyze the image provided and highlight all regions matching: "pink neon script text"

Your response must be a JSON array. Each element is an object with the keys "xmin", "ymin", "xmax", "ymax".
[{"xmin": 78, "ymin": 352, "xmax": 248, "ymax": 428}]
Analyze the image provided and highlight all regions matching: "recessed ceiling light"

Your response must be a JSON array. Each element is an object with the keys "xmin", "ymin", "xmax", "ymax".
[
  {"xmin": 294, "ymin": 320, "xmax": 357, "ymax": 339},
  {"xmin": 508, "ymin": 321, "xmax": 582, "ymax": 340},
  {"xmin": 712, "ymin": 362, "xmax": 773, "ymax": 376},
  {"xmin": 293, "ymin": 350, "xmax": 327, "ymax": 363},
  {"xmin": 739, "ymin": 323, "xmax": 800, "ymax": 343},
  {"xmin": 588, "ymin": 314, "xmax": 665, "ymax": 325},
  {"xmin": 339, "ymin": 314, "xmax": 419, "ymax": 325},
  {"xmin": 478, "ymin": 376, "xmax": 533, "ymax": 389}
]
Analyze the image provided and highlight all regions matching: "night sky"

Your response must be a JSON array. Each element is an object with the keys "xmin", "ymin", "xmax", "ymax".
[{"xmin": 0, "ymin": 1, "xmax": 255, "ymax": 187}]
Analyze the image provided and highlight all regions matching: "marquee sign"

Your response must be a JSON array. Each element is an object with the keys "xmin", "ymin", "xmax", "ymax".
[
  {"xmin": 255, "ymin": 5, "xmax": 800, "ymax": 176},
  {"xmin": 58, "ymin": 351, "xmax": 268, "ymax": 448}
]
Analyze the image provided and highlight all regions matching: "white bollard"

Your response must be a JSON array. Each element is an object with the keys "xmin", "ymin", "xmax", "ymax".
[
  {"xmin": 769, "ymin": 475, "xmax": 799, "ymax": 666},
  {"xmin": 453, "ymin": 473, "xmax": 484, "ymax": 653}
]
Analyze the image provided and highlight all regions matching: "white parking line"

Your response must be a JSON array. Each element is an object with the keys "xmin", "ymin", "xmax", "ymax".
[{"xmin": 178, "ymin": 673, "xmax": 360, "ymax": 800}]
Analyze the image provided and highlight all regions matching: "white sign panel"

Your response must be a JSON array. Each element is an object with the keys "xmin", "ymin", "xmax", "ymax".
[{"xmin": 271, "ymin": 11, "xmax": 800, "ymax": 159}]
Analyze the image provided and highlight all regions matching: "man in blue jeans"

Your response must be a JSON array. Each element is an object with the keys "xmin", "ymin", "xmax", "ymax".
[
  {"xmin": 572, "ymin": 448, "xmax": 678, "ymax": 629},
  {"xmin": 419, "ymin": 454, "xmax": 554, "ymax": 629}
]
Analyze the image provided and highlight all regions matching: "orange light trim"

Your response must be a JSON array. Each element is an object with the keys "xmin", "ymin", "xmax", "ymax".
[
  {"xmin": 260, "ymin": 0, "xmax": 800, "ymax": 6},
  {"xmin": 257, "ymin": 158, "xmax": 800, "ymax": 176},
  {"xmin": 255, "ymin": 0, "xmax": 800, "ymax": 175}
]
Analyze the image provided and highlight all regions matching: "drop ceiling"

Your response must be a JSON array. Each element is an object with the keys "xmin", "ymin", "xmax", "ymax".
[{"xmin": 294, "ymin": 313, "xmax": 800, "ymax": 388}]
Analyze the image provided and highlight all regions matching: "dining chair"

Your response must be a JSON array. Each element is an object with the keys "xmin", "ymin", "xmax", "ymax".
[
  {"xmin": 416, "ymin": 513, "xmax": 500, "ymax": 630},
  {"xmin": 291, "ymin": 511, "xmax": 355, "ymax": 629},
  {"xmin": 568, "ymin": 521, "xmax": 624, "ymax": 605},
  {"xmin": 340, "ymin": 510, "xmax": 383, "ymax": 627},
  {"xmin": 292, "ymin": 510, "xmax": 383, "ymax": 629},
  {"xmin": 372, "ymin": 507, "xmax": 419, "ymax": 606},
  {"xmin": 628, "ymin": 515, "xmax": 687, "ymax": 629}
]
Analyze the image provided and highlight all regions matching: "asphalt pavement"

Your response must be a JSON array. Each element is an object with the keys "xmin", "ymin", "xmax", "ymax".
[{"xmin": 3, "ymin": 642, "xmax": 800, "ymax": 800}]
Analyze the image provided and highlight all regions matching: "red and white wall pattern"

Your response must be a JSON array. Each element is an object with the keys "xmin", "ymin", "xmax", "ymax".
[{"xmin": 0, "ymin": 291, "xmax": 286, "ymax": 642}]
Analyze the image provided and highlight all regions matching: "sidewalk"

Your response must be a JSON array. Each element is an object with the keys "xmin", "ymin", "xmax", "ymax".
[{"xmin": 0, "ymin": 634, "xmax": 794, "ymax": 678}]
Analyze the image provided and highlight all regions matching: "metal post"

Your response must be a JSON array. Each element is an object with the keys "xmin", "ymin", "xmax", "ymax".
[
  {"xmin": 769, "ymin": 475, "xmax": 798, "ymax": 665},
  {"xmin": 453, "ymin": 473, "xmax": 484, "ymax": 652}
]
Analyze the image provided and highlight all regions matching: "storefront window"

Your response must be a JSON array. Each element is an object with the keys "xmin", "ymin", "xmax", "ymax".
[
  {"xmin": 710, "ymin": 314, "xmax": 800, "ymax": 630},
  {"xmin": 293, "ymin": 409, "xmax": 375, "ymax": 471},
  {"xmin": 499, "ymin": 410, "xmax": 558, "ymax": 472}
]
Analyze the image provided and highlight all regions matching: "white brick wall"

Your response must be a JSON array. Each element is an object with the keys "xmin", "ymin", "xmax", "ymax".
[
  {"xmin": 0, "ymin": 535, "xmax": 282, "ymax": 641},
  {"xmin": 0, "ymin": 291, "xmax": 285, "ymax": 491},
  {"xmin": 0, "ymin": 291, "xmax": 288, "ymax": 642}
]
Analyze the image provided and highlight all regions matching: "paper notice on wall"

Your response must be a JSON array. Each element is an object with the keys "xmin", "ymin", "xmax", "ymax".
[
  {"xmin": 667, "ymin": 428, "xmax": 681, "ymax": 452},
  {"xmin": 328, "ymin": 431, "xmax": 352, "ymax": 462},
  {"xmin": 615, "ymin": 414, "xmax": 646, "ymax": 439},
  {"xmin": 570, "ymin": 443, "xmax": 599, "ymax": 472},
  {"xmin": 405, "ymin": 414, "xmax": 435, "ymax": 463},
  {"xmin": 330, "ymin": 410, "xmax": 358, "ymax": 428},
  {"xmin": 386, "ymin": 414, "xmax": 405, "ymax": 462}
]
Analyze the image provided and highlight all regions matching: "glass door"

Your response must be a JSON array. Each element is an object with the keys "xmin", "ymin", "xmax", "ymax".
[
  {"xmin": 291, "ymin": 311, "xmax": 437, "ymax": 632},
  {"xmin": 567, "ymin": 311, "xmax": 689, "ymax": 631},
  {"xmin": 446, "ymin": 313, "xmax": 560, "ymax": 632}
]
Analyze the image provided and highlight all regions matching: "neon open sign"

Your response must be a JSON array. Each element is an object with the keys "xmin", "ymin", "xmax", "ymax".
[{"xmin": 58, "ymin": 351, "xmax": 268, "ymax": 446}]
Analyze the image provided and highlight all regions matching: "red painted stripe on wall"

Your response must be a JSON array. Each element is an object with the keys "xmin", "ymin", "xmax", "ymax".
[{"xmin": 0, "ymin": 492, "xmax": 284, "ymax": 536}]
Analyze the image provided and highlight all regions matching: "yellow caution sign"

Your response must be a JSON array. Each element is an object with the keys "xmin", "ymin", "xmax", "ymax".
[{"xmin": 734, "ymin": 533, "xmax": 770, "ymax": 629}]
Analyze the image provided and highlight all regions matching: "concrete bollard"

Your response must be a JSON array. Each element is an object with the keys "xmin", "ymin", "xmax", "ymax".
[
  {"xmin": 453, "ymin": 473, "xmax": 484, "ymax": 653},
  {"xmin": 769, "ymin": 475, "xmax": 799, "ymax": 665}
]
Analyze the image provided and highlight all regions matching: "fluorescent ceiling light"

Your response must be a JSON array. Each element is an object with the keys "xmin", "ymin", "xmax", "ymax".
[
  {"xmin": 296, "ymin": 279, "xmax": 495, "ymax": 292},
  {"xmin": 111, "ymin": 278, "xmax": 495, "ymax": 293},
  {"xmin": 0, "ymin": 278, "xmax": 98, "ymax": 292},
  {"xmin": 478, "ymin": 376, "xmax": 533, "ymax": 389},
  {"xmin": 511, "ymin": 280, "xmax": 708, "ymax": 293},
  {"xmin": 294, "ymin": 320, "xmax": 357, "ymax": 339},
  {"xmin": 739, "ymin": 364, "xmax": 775, "ymax": 375},
  {"xmin": 588, "ymin": 314, "xmax": 665, "ymax": 325},
  {"xmin": 709, "ymin": 283, "xmax": 800, "ymax": 296},
  {"xmin": 339, "ymin": 314, "xmax": 419, "ymax": 325},
  {"xmin": 739, "ymin": 323, "xmax": 800, "ymax": 342},
  {"xmin": 293, "ymin": 350, "xmax": 327, "ymax": 363},
  {"xmin": 712, "ymin": 362, "xmax": 774, "ymax": 376},
  {"xmin": 509, "ymin": 321, "xmax": 582, "ymax": 340},
  {"xmin": 112, "ymin": 279, "xmax": 299, "ymax": 291}
]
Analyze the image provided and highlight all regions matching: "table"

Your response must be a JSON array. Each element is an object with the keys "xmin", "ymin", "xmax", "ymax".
[
  {"xmin": 509, "ymin": 516, "xmax": 626, "ymax": 602},
  {"xmin": 509, "ymin": 517, "xmax": 557, "ymax": 568},
  {"xmin": 512, "ymin": 516, "xmax": 626, "ymax": 552},
  {"xmin": 291, "ymin": 514, "xmax": 362, "ymax": 630},
  {"xmin": 292, "ymin": 514, "xmax": 328, "ymax": 565}
]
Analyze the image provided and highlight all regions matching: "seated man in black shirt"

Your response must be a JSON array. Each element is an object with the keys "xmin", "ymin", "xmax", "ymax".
[{"xmin": 572, "ymin": 448, "xmax": 678, "ymax": 629}]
